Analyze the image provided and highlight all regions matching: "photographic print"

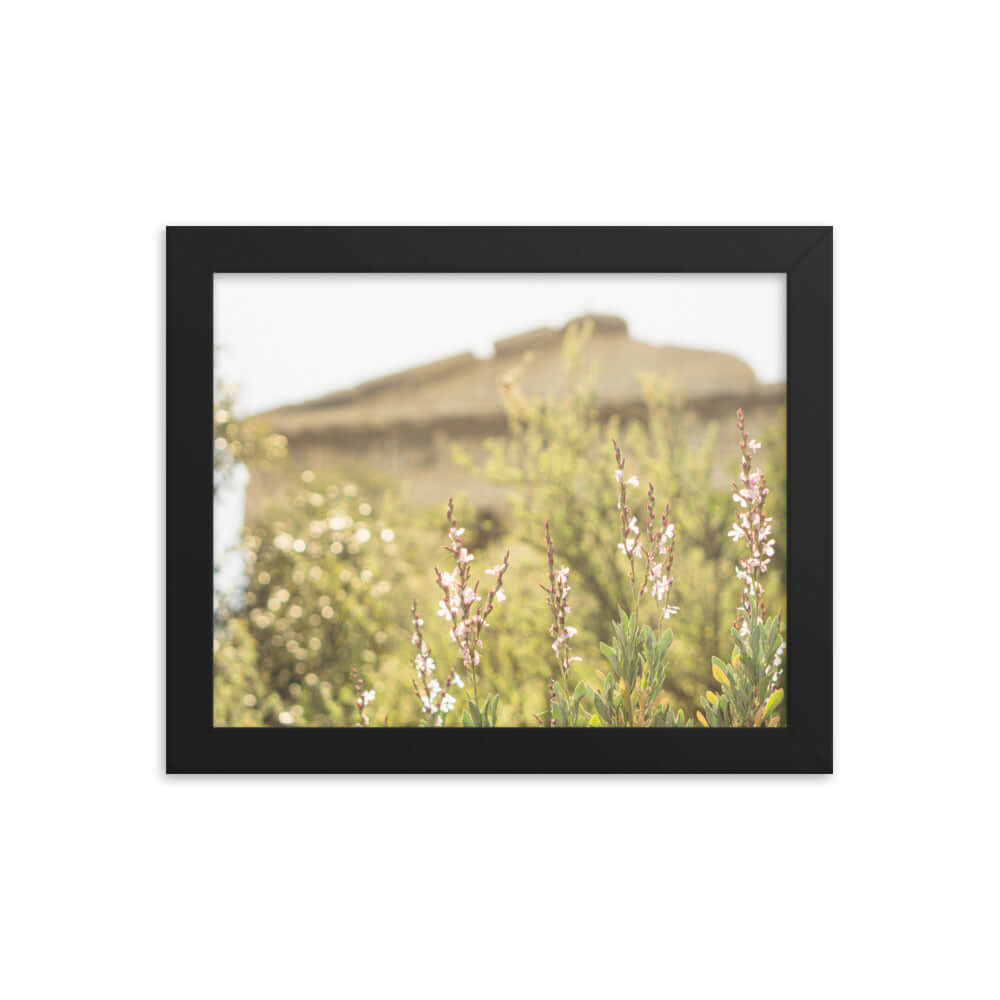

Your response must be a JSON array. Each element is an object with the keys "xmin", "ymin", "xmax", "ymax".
[{"xmin": 213, "ymin": 273, "xmax": 787, "ymax": 730}]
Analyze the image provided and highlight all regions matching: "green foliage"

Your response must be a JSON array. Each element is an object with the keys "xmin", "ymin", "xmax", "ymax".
[
  {"xmin": 454, "ymin": 330, "xmax": 786, "ymax": 715},
  {"xmin": 213, "ymin": 619, "xmax": 269, "ymax": 725},
  {"xmin": 454, "ymin": 328, "xmax": 631, "ymax": 631},
  {"xmin": 217, "ymin": 472, "xmax": 418, "ymax": 726},
  {"xmin": 214, "ymin": 331, "xmax": 787, "ymax": 729},
  {"xmin": 698, "ymin": 597, "xmax": 786, "ymax": 728},
  {"xmin": 549, "ymin": 680, "xmax": 590, "ymax": 728},
  {"xmin": 589, "ymin": 611, "xmax": 678, "ymax": 727},
  {"xmin": 213, "ymin": 379, "xmax": 286, "ymax": 497},
  {"xmin": 462, "ymin": 693, "xmax": 501, "ymax": 728}
]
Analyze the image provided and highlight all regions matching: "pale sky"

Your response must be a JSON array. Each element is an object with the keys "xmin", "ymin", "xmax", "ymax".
[{"xmin": 215, "ymin": 273, "xmax": 786, "ymax": 417}]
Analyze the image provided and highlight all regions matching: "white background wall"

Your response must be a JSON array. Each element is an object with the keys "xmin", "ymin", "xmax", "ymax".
[{"xmin": 3, "ymin": 3, "xmax": 996, "ymax": 998}]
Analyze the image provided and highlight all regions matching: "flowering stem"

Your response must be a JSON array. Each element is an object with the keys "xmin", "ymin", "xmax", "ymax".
[
  {"xmin": 410, "ymin": 601, "xmax": 461, "ymax": 726},
  {"xmin": 542, "ymin": 520, "xmax": 579, "ymax": 725},
  {"xmin": 349, "ymin": 667, "xmax": 375, "ymax": 727},
  {"xmin": 471, "ymin": 660, "xmax": 480, "ymax": 711},
  {"xmin": 433, "ymin": 498, "xmax": 509, "ymax": 725}
]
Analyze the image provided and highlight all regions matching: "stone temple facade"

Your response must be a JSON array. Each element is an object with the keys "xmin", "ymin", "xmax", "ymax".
[{"xmin": 245, "ymin": 314, "xmax": 784, "ymax": 514}]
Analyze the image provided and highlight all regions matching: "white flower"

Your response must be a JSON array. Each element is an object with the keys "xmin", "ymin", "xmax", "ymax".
[
  {"xmin": 551, "ymin": 625, "xmax": 577, "ymax": 653},
  {"xmin": 494, "ymin": 587, "xmax": 506, "ymax": 603},
  {"xmin": 617, "ymin": 536, "xmax": 642, "ymax": 558},
  {"xmin": 662, "ymin": 605, "xmax": 680, "ymax": 619},
  {"xmin": 748, "ymin": 439, "xmax": 762, "ymax": 453},
  {"xmin": 626, "ymin": 475, "xmax": 639, "ymax": 487},
  {"xmin": 451, "ymin": 672, "xmax": 464, "ymax": 689},
  {"xmin": 771, "ymin": 641, "xmax": 786, "ymax": 670},
  {"xmin": 484, "ymin": 562, "xmax": 506, "ymax": 576},
  {"xmin": 362, "ymin": 689, "xmax": 376, "ymax": 706},
  {"xmin": 440, "ymin": 693, "xmax": 457, "ymax": 715},
  {"xmin": 728, "ymin": 524, "xmax": 744, "ymax": 542}
]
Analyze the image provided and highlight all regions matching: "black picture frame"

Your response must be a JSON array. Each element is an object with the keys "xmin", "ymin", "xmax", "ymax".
[{"xmin": 168, "ymin": 226, "xmax": 832, "ymax": 774}]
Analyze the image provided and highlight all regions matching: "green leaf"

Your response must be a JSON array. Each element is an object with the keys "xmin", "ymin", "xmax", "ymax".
[
  {"xmin": 594, "ymin": 693, "xmax": 610, "ymax": 724},
  {"xmin": 467, "ymin": 698, "xmax": 482, "ymax": 727},
  {"xmin": 711, "ymin": 661, "xmax": 731, "ymax": 687},
  {"xmin": 762, "ymin": 688, "xmax": 784, "ymax": 720}
]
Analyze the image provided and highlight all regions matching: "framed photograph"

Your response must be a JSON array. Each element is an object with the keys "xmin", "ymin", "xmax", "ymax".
[{"xmin": 167, "ymin": 226, "xmax": 832, "ymax": 773}]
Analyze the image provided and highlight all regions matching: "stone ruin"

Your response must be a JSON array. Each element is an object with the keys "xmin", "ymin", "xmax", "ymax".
[{"xmin": 244, "ymin": 314, "xmax": 784, "ymax": 514}]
